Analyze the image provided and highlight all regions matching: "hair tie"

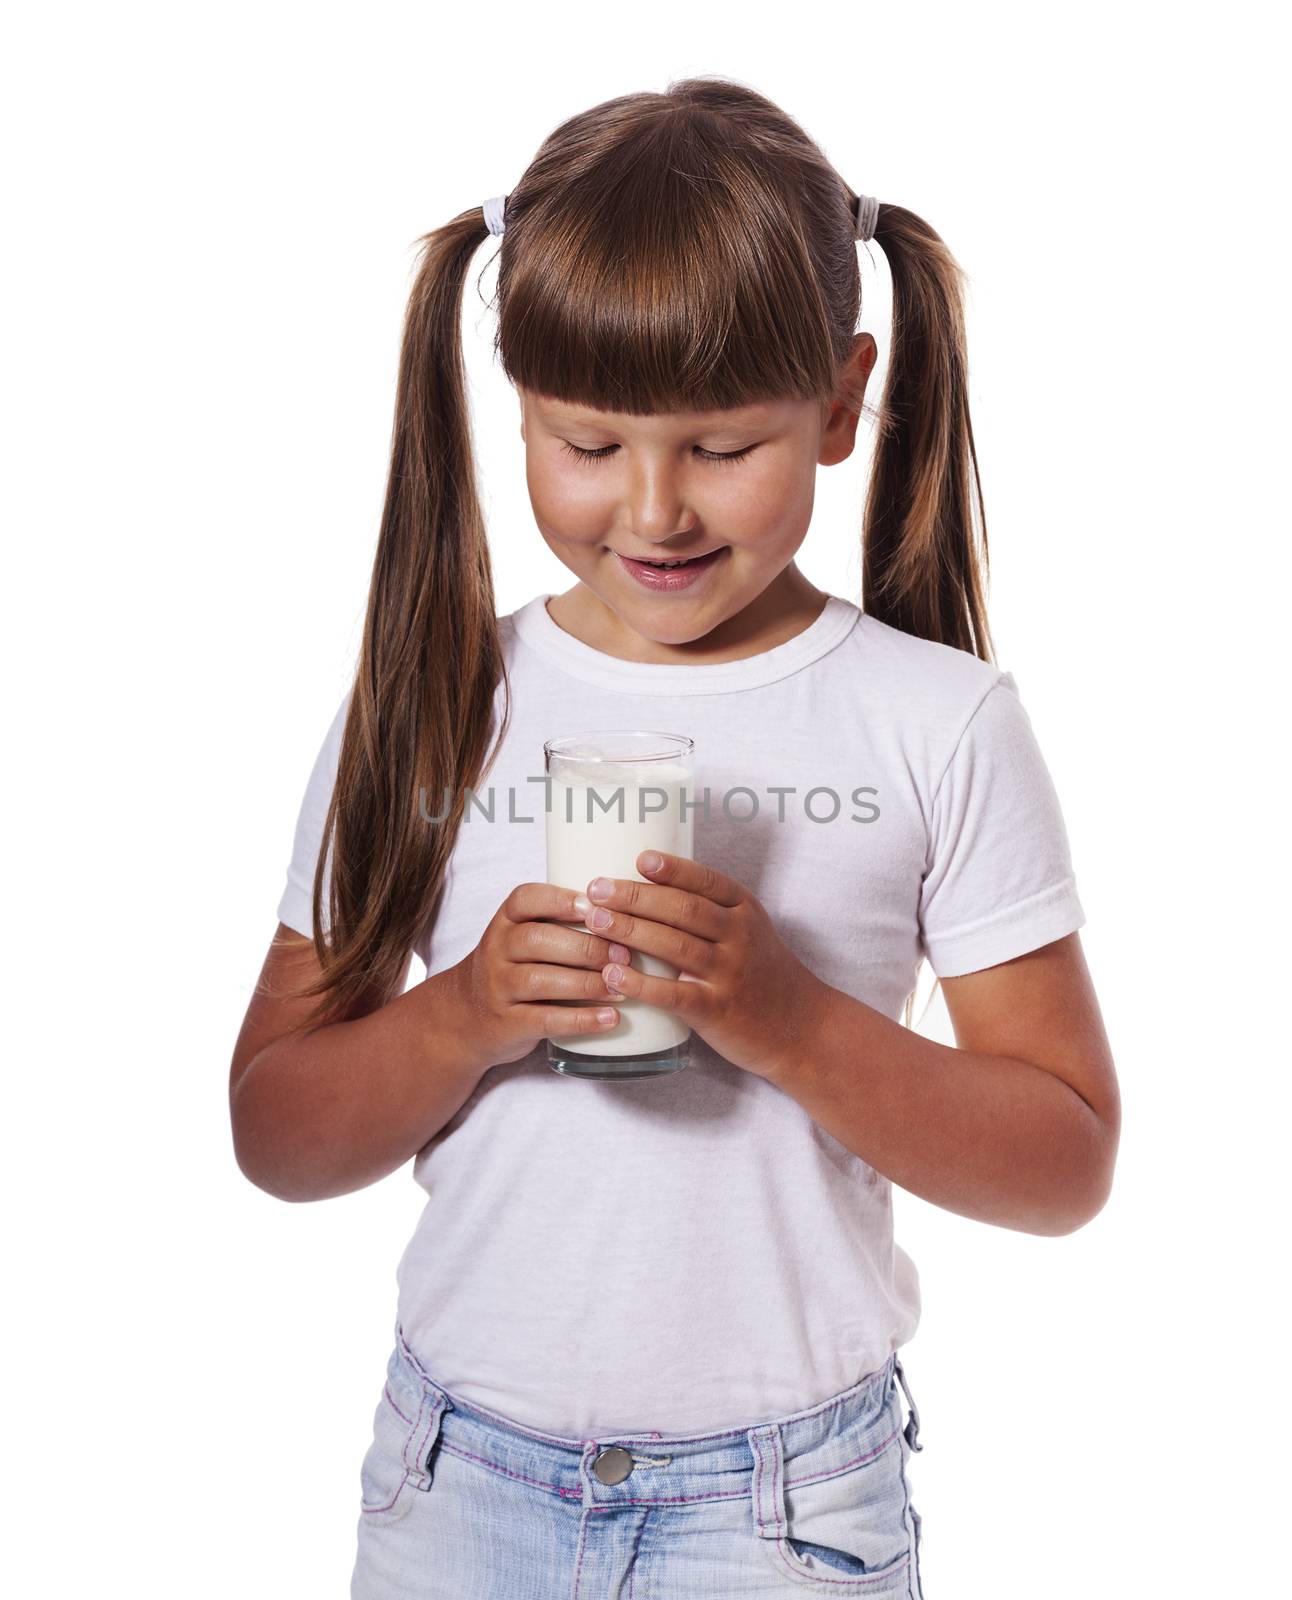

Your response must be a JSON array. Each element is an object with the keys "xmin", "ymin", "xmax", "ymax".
[
  {"xmin": 853, "ymin": 193, "xmax": 880, "ymax": 242},
  {"xmin": 483, "ymin": 190, "xmax": 877, "ymax": 242}
]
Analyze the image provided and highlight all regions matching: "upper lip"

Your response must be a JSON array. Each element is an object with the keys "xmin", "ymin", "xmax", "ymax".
[{"xmin": 617, "ymin": 548, "xmax": 726, "ymax": 562}]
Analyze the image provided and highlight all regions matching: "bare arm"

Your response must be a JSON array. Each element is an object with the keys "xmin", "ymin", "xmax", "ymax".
[
  {"xmin": 229, "ymin": 888, "xmax": 624, "ymax": 1203},
  {"xmin": 765, "ymin": 933, "xmax": 1121, "ymax": 1236},
  {"xmin": 229, "ymin": 925, "xmax": 490, "ymax": 1204}
]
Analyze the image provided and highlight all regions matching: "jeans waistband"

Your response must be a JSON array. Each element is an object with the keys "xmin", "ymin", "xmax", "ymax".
[{"xmin": 385, "ymin": 1321, "xmax": 922, "ymax": 1510}]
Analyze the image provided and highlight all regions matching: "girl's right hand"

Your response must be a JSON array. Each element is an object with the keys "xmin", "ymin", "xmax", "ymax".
[{"xmin": 447, "ymin": 882, "xmax": 624, "ymax": 1068}]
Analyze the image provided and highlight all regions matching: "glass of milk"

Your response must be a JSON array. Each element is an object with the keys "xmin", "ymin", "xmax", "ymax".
[{"xmin": 544, "ymin": 731, "xmax": 696, "ymax": 1080}]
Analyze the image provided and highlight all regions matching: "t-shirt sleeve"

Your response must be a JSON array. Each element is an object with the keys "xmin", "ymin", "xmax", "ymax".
[
  {"xmin": 918, "ymin": 670, "xmax": 1085, "ymax": 977},
  {"xmin": 275, "ymin": 688, "xmax": 352, "ymax": 939}
]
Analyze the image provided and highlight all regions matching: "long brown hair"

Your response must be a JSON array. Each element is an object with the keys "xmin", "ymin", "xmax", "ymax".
[{"xmin": 281, "ymin": 75, "xmax": 994, "ymax": 1030}]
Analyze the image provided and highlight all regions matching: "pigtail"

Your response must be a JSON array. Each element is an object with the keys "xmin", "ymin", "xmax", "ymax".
[
  {"xmin": 284, "ymin": 207, "xmax": 512, "ymax": 1029},
  {"xmin": 858, "ymin": 202, "xmax": 995, "ymax": 665},
  {"xmin": 851, "ymin": 202, "xmax": 995, "ymax": 1029}
]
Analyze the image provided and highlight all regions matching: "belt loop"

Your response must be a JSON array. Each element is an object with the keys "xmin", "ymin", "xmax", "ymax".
[
  {"xmin": 747, "ymin": 1424, "xmax": 785, "ymax": 1540},
  {"xmin": 893, "ymin": 1354, "xmax": 923, "ymax": 1453},
  {"xmin": 404, "ymin": 1383, "xmax": 451, "ymax": 1492}
]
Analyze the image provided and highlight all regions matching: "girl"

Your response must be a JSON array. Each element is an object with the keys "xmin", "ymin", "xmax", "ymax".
[{"xmin": 231, "ymin": 76, "xmax": 1120, "ymax": 1599}]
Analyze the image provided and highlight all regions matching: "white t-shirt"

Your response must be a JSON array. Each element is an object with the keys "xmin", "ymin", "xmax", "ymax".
[{"xmin": 277, "ymin": 591, "xmax": 1085, "ymax": 1435}]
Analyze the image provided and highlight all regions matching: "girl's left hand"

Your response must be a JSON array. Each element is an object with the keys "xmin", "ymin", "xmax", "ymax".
[{"xmin": 572, "ymin": 850, "xmax": 827, "ymax": 1082}]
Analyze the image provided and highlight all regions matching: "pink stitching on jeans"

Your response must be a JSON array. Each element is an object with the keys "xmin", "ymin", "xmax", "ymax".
[
  {"xmin": 571, "ymin": 1448, "xmax": 593, "ymax": 1596},
  {"xmin": 625, "ymin": 1506, "xmax": 648, "ymax": 1599},
  {"xmin": 408, "ymin": 1393, "xmax": 440, "ymax": 1478},
  {"xmin": 362, "ymin": 1387, "xmax": 422, "ymax": 1515},
  {"xmin": 382, "ymin": 1381, "xmax": 449, "ymax": 1490},
  {"xmin": 771, "ymin": 1543, "xmax": 911, "ymax": 1590},
  {"xmin": 360, "ymin": 1477, "xmax": 410, "ymax": 1516},
  {"xmin": 439, "ymin": 1440, "xmax": 749, "ymax": 1506},
  {"xmin": 783, "ymin": 1425, "xmax": 901, "ymax": 1490},
  {"xmin": 384, "ymin": 1385, "xmax": 412, "ymax": 1428},
  {"xmin": 438, "ymin": 1440, "xmax": 576, "ymax": 1497},
  {"xmin": 770, "ymin": 1433, "xmax": 786, "ymax": 1540},
  {"xmin": 360, "ymin": 1459, "xmax": 412, "ymax": 1518},
  {"xmin": 383, "ymin": 1363, "xmax": 900, "ymax": 1516},
  {"xmin": 755, "ymin": 1423, "xmax": 914, "ymax": 1591},
  {"xmin": 752, "ymin": 1431, "xmax": 767, "ymax": 1535}
]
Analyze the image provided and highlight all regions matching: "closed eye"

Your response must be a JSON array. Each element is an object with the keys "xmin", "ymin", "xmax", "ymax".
[{"xmin": 560, "ymin": 441, "xmax": 757, "ymax": 467}]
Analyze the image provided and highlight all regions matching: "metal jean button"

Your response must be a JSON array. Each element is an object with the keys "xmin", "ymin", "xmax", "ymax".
[{"xmin": 592, "ymin": 1446, "xmax": 634, "ymax": 1485}]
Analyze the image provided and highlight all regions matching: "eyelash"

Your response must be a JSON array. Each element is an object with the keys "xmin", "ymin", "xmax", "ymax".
[{"xmin": 560, "ymin": 441, "xmax": 756, "ymax": 467}]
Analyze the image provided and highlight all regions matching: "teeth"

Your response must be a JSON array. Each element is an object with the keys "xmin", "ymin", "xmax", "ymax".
[{"xmin": 627, "ymin": 550, "xmax": 723, "ymax": 569}]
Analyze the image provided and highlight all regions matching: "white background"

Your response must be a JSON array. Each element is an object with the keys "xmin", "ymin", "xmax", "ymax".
[{"xmin": 5, "ymin": 3, "xmax": 1287, "ymax": 1595}]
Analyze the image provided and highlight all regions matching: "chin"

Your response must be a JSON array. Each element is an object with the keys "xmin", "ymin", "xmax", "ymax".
[{"xmin": 625, "ymin": 604, "xmax": 724, "ymax": 644}]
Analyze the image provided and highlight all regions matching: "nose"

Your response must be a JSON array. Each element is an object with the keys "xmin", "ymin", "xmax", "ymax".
[{"xmin": 625, "ymin": 462, "xmax": 699, "ymax": 545}]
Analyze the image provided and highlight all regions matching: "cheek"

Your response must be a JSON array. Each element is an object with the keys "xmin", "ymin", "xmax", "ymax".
[
  {"xmin": 706, "ymin": 466, "xmax": 811, "ymax": 550},
  {"xmin": 527, "ymin": 462, "xmax": 610, "ymax": 543}
]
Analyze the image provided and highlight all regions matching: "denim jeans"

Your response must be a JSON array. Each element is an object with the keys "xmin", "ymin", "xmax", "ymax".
[{"xmin": 351, "ymin": 1321, "xmax": 926, "ymax": 1597}]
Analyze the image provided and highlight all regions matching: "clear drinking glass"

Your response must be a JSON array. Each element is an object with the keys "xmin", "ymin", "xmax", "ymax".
[{"xmin": 544, "ymin": 730, "xmax": 696, "ymax": 1080}]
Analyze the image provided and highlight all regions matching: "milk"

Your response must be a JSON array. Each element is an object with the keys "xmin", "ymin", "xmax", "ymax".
[{"xmin": 544, "ymin": 736, "xmax": 695, "ymax": 1066}]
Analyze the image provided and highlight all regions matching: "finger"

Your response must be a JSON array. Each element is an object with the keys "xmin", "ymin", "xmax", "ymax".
[
  {"xmin": 511, "ymin": 1001, "xmax": 621, "ymax": 1035},
  {"xmin": 579, "ymin": 905, "xmax": 717, "ymax": 976},
  {"xmin": 632, "ymin": 851, "xmax": 746, "ymax": 909},
  {"xmin": 601, "ymin": 959, "xmax": 707, "ymax": 1016},
  {"xmin": 504, "ymin": 880, "xmax": 608, "ymax": 928},
  {"xmin": 506, "ymin": 919, "xmax": 618, "ymax": 970},
  {"xmin": 581, "ymin": 874, "xmax": 726, "ymax": 941},
  {"xmin": 506, "ymin": 962, "xmax": 626, "ymax": 1005}
]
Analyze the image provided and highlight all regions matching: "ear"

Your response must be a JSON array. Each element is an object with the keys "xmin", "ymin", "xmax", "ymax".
[{"xmin": 819, "ymin": 333, "xmax": 877, "ymax": 467}]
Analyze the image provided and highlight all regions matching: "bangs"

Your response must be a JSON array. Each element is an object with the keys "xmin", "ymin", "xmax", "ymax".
[{"xmin": 491, "ymin": 172, "xmax": 843, "ymax": 418}]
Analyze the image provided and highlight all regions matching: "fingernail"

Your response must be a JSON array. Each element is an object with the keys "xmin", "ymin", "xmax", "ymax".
[
  {"xmin": 640, "ymin": 851, "xmax": 663, "ymax": 872},
  {"xmin": 608, "ymin": 943, "xmax": 630, "ymax": 963},
  {"xmin": 604, "ymin": 964, "xmax": 624, "ymax": 988},
  {"xmin": 589, "ymin": 907, "xmax": 613, "ymax": 929},
  {"xmin": 573, "ymin": 893, "xmax": 593, "ymax": 915},
  {"xmin": 596, "ymin": 1007, "xmax": 617, "ymax": 1024},
  {"xmin": 588, "ymin": 877, "xmax": 612, "ymax": 900}
]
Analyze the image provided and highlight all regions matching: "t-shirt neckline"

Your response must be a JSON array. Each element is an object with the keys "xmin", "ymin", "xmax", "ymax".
[{"xmin": 509, "ymin": 590, "xmax": 861, "ymax": 695}]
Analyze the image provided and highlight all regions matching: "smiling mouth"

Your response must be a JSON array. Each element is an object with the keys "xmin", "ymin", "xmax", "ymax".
[{"xmin": 616, "ymin": 548, "xmax": 727, "ymax": 567}]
